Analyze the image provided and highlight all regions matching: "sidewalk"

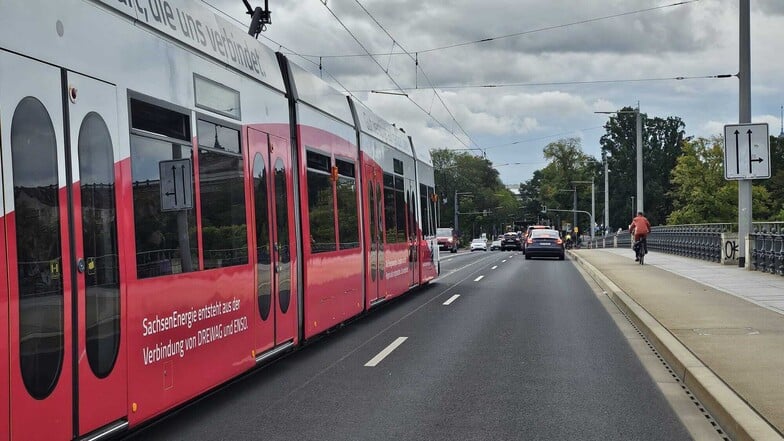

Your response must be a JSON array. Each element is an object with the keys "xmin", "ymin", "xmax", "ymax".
[{"xmin": 570, "ymin": 248, "xmax": 784, "ymax": 441}]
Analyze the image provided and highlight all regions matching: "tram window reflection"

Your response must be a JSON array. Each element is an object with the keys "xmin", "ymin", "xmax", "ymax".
[
  {"xmin": 306, "ymin": 150, "xmax": 336, "ymax": 253},
  {"xmin": 130, "ymin": 99, "xmax": 198, "ymax": 279}
]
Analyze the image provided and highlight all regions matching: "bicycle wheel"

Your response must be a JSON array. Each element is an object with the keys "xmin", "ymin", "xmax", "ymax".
[{"xmin": 638, "ymin": 249, "xmax": 644, "ymax": 265}]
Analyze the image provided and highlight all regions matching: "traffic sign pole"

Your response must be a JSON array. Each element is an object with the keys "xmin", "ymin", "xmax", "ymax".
[{"xmin": 738, "ymin": 0, "xmax": 751, "ymax": 268}]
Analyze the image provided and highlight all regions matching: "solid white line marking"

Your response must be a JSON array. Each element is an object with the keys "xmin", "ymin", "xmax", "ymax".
[
  {"xmin": 365, "ymin": 337, "xmax": 408, "ymax": 367},
  {"xmin": 474, "ymin": 275, "xmax": 484, "ymax": 282},
  {"xmin": 443, "ymin": 294, "xmax": 460, "ymax": 305},
  {"xmin": 491, "ymin": 265, "xmax": 498, "ymax": 270}
]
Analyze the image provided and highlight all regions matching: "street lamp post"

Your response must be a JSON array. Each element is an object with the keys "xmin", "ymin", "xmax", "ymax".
[
  {"xmin": 596, "ymin": 106, "xmax": 643, "ymax": 215},
  {"xmin": 454, "ymin": 191, "xmax": 472, "ymax": 240},
  {"xmin": 558, "ymin": 188, "xmax": 577, "ymax": 231},
  {"xmin": 573, "ymin": 180, "xmax": 595, "ymax": 241},
  {"xmin": 604, "ymin": 155, "xmax": 610, "ymax": 246}
]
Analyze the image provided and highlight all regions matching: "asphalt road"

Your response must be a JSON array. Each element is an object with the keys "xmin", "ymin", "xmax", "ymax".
[{"xmin": 125, "ymin": 250, "xmax": 694, "ymax": 441}]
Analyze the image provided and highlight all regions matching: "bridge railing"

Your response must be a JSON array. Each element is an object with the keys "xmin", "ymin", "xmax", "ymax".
[
  {"xmin": 750, "ymin": 222, "xmax": 784, "ymax": 276},
  {"xmin": 582, "ymin": 222, "xmax": 784, "ymax": 277}
]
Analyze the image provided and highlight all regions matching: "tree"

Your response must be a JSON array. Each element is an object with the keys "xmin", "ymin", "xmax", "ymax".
[
  {"xmin": 533, "ymin": 138, "xmax": 599, "ymax": 233},
  {"xmin": 600, "ymin": 107, "xmax": 686, "ymax": 228},
  {"xmin": 668, "ymin": 137, "xmax": 773, "ymax": 224},
  {"xmin": 758, "ymin": 135, "xmax": 784, "ymax": 219},
  {"xmin": 432, "ymin": 148, "xmax": 520, "ymax": 242}
]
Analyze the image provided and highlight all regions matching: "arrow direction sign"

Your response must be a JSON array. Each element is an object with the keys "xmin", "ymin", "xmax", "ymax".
[
  {"xmin": 723, "ymin": 123, "xmax": 770, "ymax": 180},
  {"xmin": 159, "ymin": 158, "xmax": 194, "ymax": 211}
]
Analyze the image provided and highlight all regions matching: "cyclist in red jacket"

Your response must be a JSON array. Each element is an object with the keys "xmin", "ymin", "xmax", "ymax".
[{"xmin": 629, "ymin": 212, "xmax": 651, "ymax": 261}]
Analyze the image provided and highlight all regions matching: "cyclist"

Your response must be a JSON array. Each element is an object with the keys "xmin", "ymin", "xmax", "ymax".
[
  {"xmin": 564, "ymin": 232, "xmax": 573, "ymax": 249},
  {"xmin": 629, "ymin": 211, "xmax": 651, "ymax": 261}
]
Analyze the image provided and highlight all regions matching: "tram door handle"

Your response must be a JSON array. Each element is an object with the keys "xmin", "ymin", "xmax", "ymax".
[{"xmin": 76, "ymin": 258, "xmax": 86, "ymax": 274}]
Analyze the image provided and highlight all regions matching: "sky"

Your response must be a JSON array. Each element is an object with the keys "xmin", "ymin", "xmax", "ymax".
[{"xmin": 207, "ymin": 0, "xmax": 784, "ymax": 186}]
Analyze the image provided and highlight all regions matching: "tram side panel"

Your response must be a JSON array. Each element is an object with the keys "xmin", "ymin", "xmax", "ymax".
[
  {"xmin": 122, "ymin": 112, "xmax": 257, "ymax": 424},
  {"xmin": 379, "ymin": 150, "xmax": 418, "ymax": 299},
  {"xmin": 296, "ymin": 116, "xmax": 364, "ymax": 339},
  {"xmin": 0, "ymin": 113, "xmax": 8, "ymax": 441},
  {"xmin": 414, "ymin": 157, "xmax": 438, "ymax": 284}
]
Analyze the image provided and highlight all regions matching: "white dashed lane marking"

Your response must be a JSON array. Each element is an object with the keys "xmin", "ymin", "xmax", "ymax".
[
  {"xmin": 491, "ymin": 265, "xmax": 498, "ymax": 270},
  {"xmin": 443, "ymin": 294, "xmax": 460, "ymax": 305},
  {"xmin": 365, "ymin": 337, "xmax": 408, "ymax": 367},
  {"xmin": 474, "ymin": 275, "xmax": 484, "ymax": 282}
]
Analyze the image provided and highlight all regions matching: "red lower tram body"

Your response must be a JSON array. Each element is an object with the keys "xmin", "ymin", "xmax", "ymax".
[{"xmin": 0, "ymin": 1, "xmax": 439, "ymax": 440}]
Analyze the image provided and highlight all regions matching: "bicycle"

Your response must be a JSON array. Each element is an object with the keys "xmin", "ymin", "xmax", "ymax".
[{"xmin": 633, "ymin": 237, "xmax": 647, "ymax": 265}]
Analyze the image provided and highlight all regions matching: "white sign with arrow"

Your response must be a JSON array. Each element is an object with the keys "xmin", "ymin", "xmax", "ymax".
[
  {"xmin": 723, "ymin": 123, "xmax": 770, "ymax": 180},
  {"xmin": 159, "ymin": 159, "xmax": 194, "ymax": 211}
]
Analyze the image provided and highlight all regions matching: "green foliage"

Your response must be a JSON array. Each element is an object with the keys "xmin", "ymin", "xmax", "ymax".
[
  {"xmin": 600, "ymin": 107, "xmax": 685, "ymax": 228},
  {"xmin": 432, "ymin": 148, "xmax": 520, "ymax": 242},
  {"xmin": 758, "ymin": 135, "xmax": 784, "ymax": 217},
  {"xmin": 668, "ymin": 137, "xmax": 773, "ymax": 224}
]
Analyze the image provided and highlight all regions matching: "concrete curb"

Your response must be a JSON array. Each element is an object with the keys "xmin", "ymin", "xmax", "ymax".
[{"xmin": 569, "ymin": 251, "xmax": 783, "ymax": 441}]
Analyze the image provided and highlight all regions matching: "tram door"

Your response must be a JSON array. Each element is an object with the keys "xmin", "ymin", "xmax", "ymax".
[
  {"xmin": 364, "ymin": 163, "xmax": 385, "ymax": 305},
  {"xmin": 2, "ymin": 52, "xmax": 126, "ymax": 440},
  {"xmin": 66, "ymin": 72, "xmax": 127, "ymax": 436},
  {"xmin": 408, "ymin": 181, "xmax": 419, "ymax": 287},
  {"xmin": 248, "ymin": 129, "xmax": 297, "ymax": 354}
]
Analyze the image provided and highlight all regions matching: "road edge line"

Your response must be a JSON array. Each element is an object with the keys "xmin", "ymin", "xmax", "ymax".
[{"xmin": 569, "ymin": 251, "xmax": 784, "ymax": 441}]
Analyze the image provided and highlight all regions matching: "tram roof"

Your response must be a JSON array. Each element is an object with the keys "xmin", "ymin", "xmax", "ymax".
[
  {"xmin": 286, "ymin": 59, "xmax": 354, "ymax": 126},
  {"xmin": 95, "ymin": 0, "xmax": 286, "ymax": 93},
  {"xmin": 350, "ymin": 97, "xmax": 413, "ymax": 157}
]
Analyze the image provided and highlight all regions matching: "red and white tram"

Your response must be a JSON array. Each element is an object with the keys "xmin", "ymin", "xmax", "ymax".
[{"xmin": 0, "ymin": 1, "xmax": 439, "ymax": 439}]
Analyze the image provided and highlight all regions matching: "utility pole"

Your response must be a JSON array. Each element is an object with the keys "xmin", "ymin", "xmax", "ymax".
[
  {"xmin": 454, "ymin": 190, "xmax": 459, "ymax": 238},
  {"xmin": 636, "ymin": 106, "xmax": 643, "ymax": 214},
  {"xmin": 738, "ymin": 0, "xmax": 751, "ymax": 268},
  {"xmin": 573, "ymin": 180, "xmax": 595, "ymax": 241},
  {"xmin": 591, "ymin": 176, "xmax": 595, "ymax": 240},
  {"xmin": 572, "ymin": 185, "xmax": 577, "ymax": 234},
  {"xmin": 604, "ymin": 156, "xmax": 609, "ymax": 244}
]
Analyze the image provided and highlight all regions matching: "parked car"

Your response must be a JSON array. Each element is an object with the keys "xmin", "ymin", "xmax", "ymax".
[
  {"xmin": 523, "ymin": 225, "xmax": 549, "ymax": 254},
  {"xmin": 490, "ymin": 239, "xmax": 502, "ymax": 250},
  {"xmin": 436, "ymin": 227, "xmax": 459, "ymax": 253},
  {"xmin": 524, "ymin": 228, "xmax": 565, "ymax": 260},
  {"xmin": 470, "ymin": 238, "xmax": 488, "ymax": 252},
  {"xmin": 500, "ymin": 232, "xmax": 522, "ymax": 251}
]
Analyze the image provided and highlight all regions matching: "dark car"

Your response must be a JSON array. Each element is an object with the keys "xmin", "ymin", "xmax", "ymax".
[
  {"xmin": 524, "ymin": 228, "xmax": 565, "ymax": 260},
  {"xmin": 523, "ymin": 225, "xmax": 549, "ymax": 254},
  {"xmin": 500, "ymin": 232, "xmax": 522, "ymax": 251}
]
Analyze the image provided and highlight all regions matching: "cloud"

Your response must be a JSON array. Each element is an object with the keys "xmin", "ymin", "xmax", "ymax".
[{"xmin": 207, "ymin": 0, "xmax": 784, "ymax": 184}]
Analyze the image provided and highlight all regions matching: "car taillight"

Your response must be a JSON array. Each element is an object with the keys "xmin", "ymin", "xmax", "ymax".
[
  {"xmin": 556, "ymin": 238, "xmax": 563, "ymax": 245},
  {"xmin": 526, "ymin": 238, "xmax": 532, "ymax": 244},
  {"xmin": 447, "ymin": 238, "xmax": 453, "ymax": 243}
]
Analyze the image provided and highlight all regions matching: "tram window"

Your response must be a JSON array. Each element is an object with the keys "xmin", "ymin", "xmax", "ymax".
[
  {"xmin": 194, "ymin": 74, "xmax": 241, "ymax": 120},
  {"xmin": 197, "ymin": 119, "xmax": 248, "ymax": 269},
  {"xmin": 306, "ymin": 150, "xmax": 336, "ymax": 253},
  {"xmin": 394, "ymin": 177, "xmax": 406, "ymax": 243},
  {"xmin": 429, "ymin": 187, "xmax": 438, "ymax": 232},
  {"xmin": 11, "ymin": 96, "xmax": 64, "ymax": 399},
  {"xmin": 130, "ymin": 99, "xmax": 199, "ymax": 278},
  {"xmin": 130, "ymin": 99, "xmax": 190, "ymax": 141},
  {"xmin": 274, "ymin": 157, "xmax": 293, "ymax": 313},
  {"xmin": 383, "ymin": 173, "xmax": 397, "ymax": 243},
  {"xmin": 78, "ymin": 112, "xmax": 121, "ymax": 378},
  {"xmin": 427, "ymin": 187, "xmax": 439, "ymax": 236},
  {"xmin": 420, "ymin": 184, "xmax": 430, "ymax": 237},
  {"xmin": 335, "ymin": 159, "xmax": 359, "ymax": 250},
  {"xmin": 252, "ymin": 154, "xmax": 272, "ymax": 321},
  {"xmin": 393, "ymin": 158, "xmax": 404, "ymax": 175}
]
